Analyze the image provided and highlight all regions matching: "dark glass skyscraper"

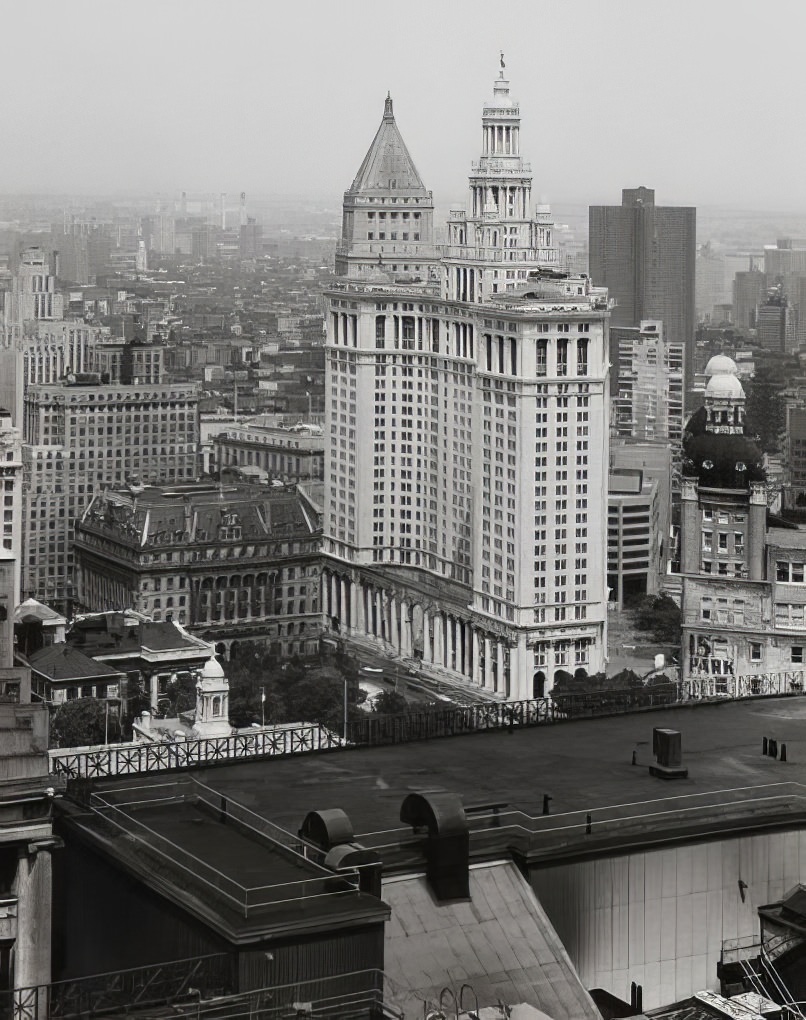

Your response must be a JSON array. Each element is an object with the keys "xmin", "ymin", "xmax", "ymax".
[{"xmin": 589, "ymin": 187, "xmax": 696, "ymax": 404}]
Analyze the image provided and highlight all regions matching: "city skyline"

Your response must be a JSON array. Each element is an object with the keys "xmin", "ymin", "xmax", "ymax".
[{"xmin": 5, "ymin": 0, "xmax": 806, "ymax": 212}]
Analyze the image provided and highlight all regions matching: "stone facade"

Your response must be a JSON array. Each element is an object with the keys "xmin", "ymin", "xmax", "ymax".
[
  {"xmin": 74, "ymin": 482, "xmax": 322, "ymax": 660},
  {"xmin": 323, "ymin": 67, "xmax": 611, "ymax": 700}
]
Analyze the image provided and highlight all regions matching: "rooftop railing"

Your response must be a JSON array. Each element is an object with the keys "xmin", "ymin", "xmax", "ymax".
[{"xmin": 86, "ymin": 779, "xmax": 358, "ymax": 918}]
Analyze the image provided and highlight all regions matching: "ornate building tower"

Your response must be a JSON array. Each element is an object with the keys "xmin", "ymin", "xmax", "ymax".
[
  {"xmin": 335, "ymin": 95, "xmax": 438, "ymax": 281},
  {"xmin": 323, "ymin": 65, "xmax": 611, "ymax": 700},
  {"xmin": 444, "ymin": 57, "xmax": 558, "ymax": 303}
]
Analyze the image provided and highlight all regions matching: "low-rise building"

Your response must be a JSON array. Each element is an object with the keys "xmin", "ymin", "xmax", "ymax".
[
  {"xmin": 73, "ymin": 482, "xmax": 322, "ymax": 659},
  {"xmin": 65, "ymin": 611, "xmax": 214, "ymax": 712},
  {"xmin": 209, "ymin": 417, "xmax": 324, "ymax": 482},
  {"xmin": 26, "ymin": 643, "xmax": 127, "ymax": 705}
]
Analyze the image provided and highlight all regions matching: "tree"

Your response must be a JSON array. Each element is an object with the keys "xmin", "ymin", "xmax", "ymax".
[
  {"xmin": 744, "ymin": 366, "xmax": 787, "ymax": 454},
  {"xmin": 50, "ymin": 698, "xmax": 111, "ymax": 748},
  {"xmin": 635, "ymin": 594, "xmax": 682, "ymax": 645},
  {"xmin": 371, "ymin": 690, "xmax": 409, "ymax": 715},
  {"xmin": 165, "ymin": 672, "xmax": 197, "ymax": 716}
]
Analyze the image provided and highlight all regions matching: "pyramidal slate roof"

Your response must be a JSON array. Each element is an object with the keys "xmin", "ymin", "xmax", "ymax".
[
  {"xmin": 348, "ymin": 95, "xmax": 427, "ymax": 195},
  {"xmin": 28, "ymin": 644, "xmax": 124, "ymax": 682}
]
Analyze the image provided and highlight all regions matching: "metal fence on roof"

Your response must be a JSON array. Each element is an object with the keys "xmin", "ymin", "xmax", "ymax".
[{"xmin": 48, "ymin": 684, "xmax": 692, "ymax": 780}]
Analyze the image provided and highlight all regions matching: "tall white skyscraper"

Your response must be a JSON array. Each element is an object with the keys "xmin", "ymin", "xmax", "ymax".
[{"xmin": 322, "ymin": 66, "xmax": 611, "ymax": 699}]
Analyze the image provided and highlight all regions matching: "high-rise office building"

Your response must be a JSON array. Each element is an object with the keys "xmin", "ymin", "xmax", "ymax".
[
  {"xmin": 322, "ymin": 70, "xmax": 611, "ymax": 699},
  {"xmin": 0, "ymin": 319, "xmax": 108, "ymax": 428},
  {"xmin": 611, "ymin": 320, "xmax": 684, "ymax": 447},
  {"xmin": 0, "ymin": 409, "xmax": 23, "ymax": 603},
  {"xmin": 756, "ymin": 285, "xmax": 796, "ymax": 352},
  {"xmin": 22, "ymin": 367, "xmax": 200, "ymax": 610},
  {"xmin": 3, "ymin": 247, "xmax": 64, "ymax": 333},
  {"xmin": 589, "ymin": 187, "xmax": 695, "ymax": 402},
  {"xmin": 732, "ymin": 267, "xmax": 765, "ymax": 331}
]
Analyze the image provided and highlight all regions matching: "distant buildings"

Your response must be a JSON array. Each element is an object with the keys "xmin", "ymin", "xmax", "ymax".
[
  {"xmin": 22, "ymin": 373, "xmax": 200, "ymax": 609},
  {"xmin": 209, "ymin": 417, "xmax": 324, "ymax": 482},
  {"xmin": 732, "ymin": 267, "xmax": 765, "ymax": 331},
  {"xmin": 0, "ymin": 409, "xmax": 23, "ymax": 602},
  {"xmin": 782, "ymin": 382, "xmax": 806, "ymax": 509},
  {"xmin": 323, "ymin": 71, "xmax": 611, "ymax": 699},
  {"xmin": 3, "ymin": 247, "xmax": 64, "ymax": 329},
  {"xmin": 589, "ymin": 187, "xmax": 696, "ymax": 401},
  {"xmin": 611, "ymin": 319, "xmax": 684, "ymax": 447},
  {"xmin": 74, "ymin": 482, "xmax": 322, "ymax": 659},
  {"xmin": 755, "ymin": 285, "xmax": 796, "ymax": 352}
]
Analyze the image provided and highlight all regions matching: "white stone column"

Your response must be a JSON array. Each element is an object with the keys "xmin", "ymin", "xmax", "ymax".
[
  {"xmin": 472, "ymin": 630, "xmax": 481, "ymax": 686},
  {"xmin": 390, "ymin": 596, "xmax": 398, "ymax": 652},
  {"xmin": 496, "ymin": 641, "xmax": 505, "ymax": 695},
  {"xmin": 424, "ymin": 610, "xmax": 432, "ymax": 663},
  {"xmin": 445, "ymin": 616, "xmax": 454, "ymax": 671},
  {"xmin": 433, "ymin": 613, "xmax": 444, "ymax": 666},
  {"xmin": 482, "ymin": 636, "xmax": 492, "ymax": 688},
  {"xmin": 400, "ymin": 600, "xmax": 412, "ymax": 656},
  {"xmin": 330, "ymin": 573, "xmax": 338, "ymax": 620},
  {"xmin": 349, "ymin": 581, "xmax": 358, "ymax": 635},
  {"xmin": 340, "ymin": 577, "xmax": 348, "ymax": 628},
  {"xmin": 14, "ymin": 848, "xmax": 52, "ymax": 990}
]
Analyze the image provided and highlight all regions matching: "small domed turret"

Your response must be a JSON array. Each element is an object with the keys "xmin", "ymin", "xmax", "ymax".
[{"xmin": 704, "ymin": 354, "xmax": 739, "ymax": 378}]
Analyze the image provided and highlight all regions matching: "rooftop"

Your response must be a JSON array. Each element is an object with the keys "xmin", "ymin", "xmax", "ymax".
[
  {"xmin": 59, "ymin": 776, "xmax": 388, "ymax": 943},
  {"xmin": 27, "ymin": 644, "xmax": 125, "ymax": 683},
  {"xmin": 196, "ymin": 696, "xmax": 806, "ymax": 864},
  {"xmin": 78, "ymin": 483, "xmax": 320, "ymax": 548}
]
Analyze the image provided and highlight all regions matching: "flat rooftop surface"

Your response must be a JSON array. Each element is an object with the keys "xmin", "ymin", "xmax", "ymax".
[{"xmin": 201, "ymin": 696, "xmax": 806, "ymax": 839}]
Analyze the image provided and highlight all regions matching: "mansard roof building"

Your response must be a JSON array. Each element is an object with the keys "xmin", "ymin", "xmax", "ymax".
[{"xmin": 73, "ymin": 482, "xmax": 322, "ymax": 665}]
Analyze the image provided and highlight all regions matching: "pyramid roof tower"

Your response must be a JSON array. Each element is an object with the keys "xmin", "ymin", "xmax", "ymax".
[
  {"xmin": 336, "ymin": 95, "xmax": 437, "ymax": 281},
  {"xmin": 348, "ymin": 95, "xmax": 427, "ymax": 194}
]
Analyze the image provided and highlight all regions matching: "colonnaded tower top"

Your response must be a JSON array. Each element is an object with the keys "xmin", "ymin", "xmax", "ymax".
[
  {"xmin": 443, "ymin": 54, "xmax": 559, "ymax": 303},
  {"xmin": 335, "ymin": 94, "xmax": 437, "ymax": 281}
]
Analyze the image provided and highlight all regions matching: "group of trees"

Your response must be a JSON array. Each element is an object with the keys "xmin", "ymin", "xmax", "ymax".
[
  {"xmin": 50, "ymin": 698, "xmax": 117, "ymax": 749},
  {"xmin": 551, "ymin": 667, "xmax": 679, "ymax": 713},
  {"xmin": 633, "ymin": 593, "xmax": 683, "ymax": 646},
  {"xmin": 225, "ymin": 643, "xmax": 378, "ymax": 732}
]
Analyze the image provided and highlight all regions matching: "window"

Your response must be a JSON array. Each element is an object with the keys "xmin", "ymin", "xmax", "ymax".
[
  {"xmin": 749, "ymin": 642, "xmax": 762, "ymax": 662},
  {"xmin": 793, "ymin": 646, "xmax": 804, "ymax": 665}
]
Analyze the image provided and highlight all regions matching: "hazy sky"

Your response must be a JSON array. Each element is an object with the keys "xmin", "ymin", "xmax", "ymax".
[{"xmin": 5, "ymin": 0, "xmax": 805, "ymax": 211}]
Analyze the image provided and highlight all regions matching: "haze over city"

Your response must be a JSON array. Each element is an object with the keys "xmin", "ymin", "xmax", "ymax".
[
  {"xmin": 8, "ymin": 4, "xmax": 806, "ymax": 1020},
  {"xmin": 6, "ymin": 0, "xmax": 805, "ymax": 211}
]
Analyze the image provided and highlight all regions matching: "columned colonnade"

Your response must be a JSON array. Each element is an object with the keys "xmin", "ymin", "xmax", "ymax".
[{"xmin": 322, "ymin": 567, "xmax": 522, "ymax": 698}]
